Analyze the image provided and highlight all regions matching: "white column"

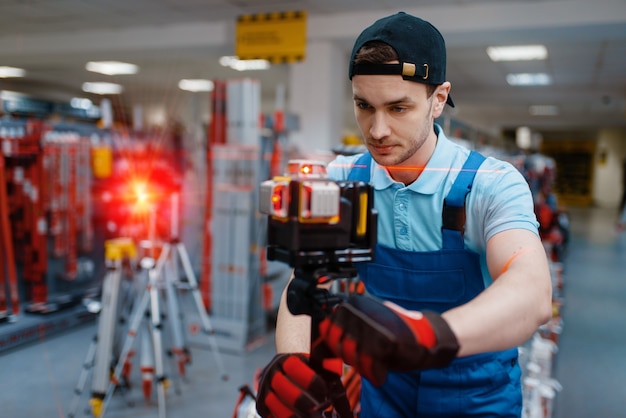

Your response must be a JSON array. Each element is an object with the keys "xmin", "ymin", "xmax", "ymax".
[
  {"xmin": 180, "ymin": 92, "xmax": 208, "ymax": 270},
  {"xmin": 288, "ymin": 39, "xmax": 348, "ymax": 160}
]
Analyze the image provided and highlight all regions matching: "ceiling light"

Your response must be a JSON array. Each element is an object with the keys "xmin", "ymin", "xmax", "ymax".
[
  {"xmin": 516, "ymin": 126, "xmax": 532, "ymax": 150},
  {"xmin": 0, "ymin": 66, "xmax": 26, "ymax": 78},
  {"xmin": 486, "ymin": 45, "xmax": 548, "ymax": 62},
  {"xmin": 178, "ymin": 79, "xmax": 214, "ymax": 92},
  {"xmin": 70, "ymin": 97, "xmax": 94, "ymax": 109},
  {"xmin": 0, "ymin": 90, "xmax": 28, "ymax": 100},
  {"xmin": 506, "ymin": 73, "xmax": 552, "ymax": 86},
  {"xmin": 529, "ymin": 105, "xmax": 559, "ymax": 116},
  {"xmin": 85, "ymin": 61, "xmax": 139, "ymax": 75},
  {"xmin": 82, "ymin": 82, "xmax": 123, "ymax": 95},
  {"xmin": 219, "ymin": 56, "xmax": 270, "ymax": 71}
]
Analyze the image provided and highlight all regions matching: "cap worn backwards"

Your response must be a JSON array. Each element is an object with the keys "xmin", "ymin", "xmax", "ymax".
[{"xmin": 349, "ymin": 11, "xmax": 454, "ymax": 107}]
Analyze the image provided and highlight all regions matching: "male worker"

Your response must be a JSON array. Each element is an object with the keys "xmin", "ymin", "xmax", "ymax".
[{"xmin": 257, "ymin": 11, "xmax": 552, "ymax": 417}]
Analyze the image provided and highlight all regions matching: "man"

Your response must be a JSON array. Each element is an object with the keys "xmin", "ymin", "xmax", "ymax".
[{"xmin": 257, "ymin": 12, "xmax": 552, "ymax": 417}]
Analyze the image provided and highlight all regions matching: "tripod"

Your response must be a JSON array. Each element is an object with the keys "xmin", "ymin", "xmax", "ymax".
[
  {"xmin": 67, "ymin": 238, "xmax": 138, "ymax": 418},
  {"xmin": 104, "ymin": 239, "xmax": 227, "ymax": 418},
  {"xmin": 69, "ymin": 194, "xmax": 228, "ymax": 418}
]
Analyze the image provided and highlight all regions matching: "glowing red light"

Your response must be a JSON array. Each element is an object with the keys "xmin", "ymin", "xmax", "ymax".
[
  {"xmin": 272, "ymin": 185, "xmax": 284, "ymax": 213},
  {"xmin": 300, "ymin": 164, "xmax": 312, "ymax": 175},
  {"xmin": 124, "ymin": 179, "xmax": 157, "ymax": 214}
]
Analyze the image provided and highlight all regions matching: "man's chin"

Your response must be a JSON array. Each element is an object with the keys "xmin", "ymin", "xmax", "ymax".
[{"xmin": 370, "ymin": 153, "xmax": 399, "ymax": 167}]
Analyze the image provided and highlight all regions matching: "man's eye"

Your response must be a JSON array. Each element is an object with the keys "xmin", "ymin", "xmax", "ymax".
[
  {"xmin": 356, "ymin": 102, "xmax": 371, "ymax": 110},
  {"xmin": 392, "ymin": 106, "xmax": 407, "ymax": 113}
]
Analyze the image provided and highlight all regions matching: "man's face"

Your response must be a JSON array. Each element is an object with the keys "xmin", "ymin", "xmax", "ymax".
[{"xmin": 352, "ymin": 74, "xmax": 444, "ymax": 168}]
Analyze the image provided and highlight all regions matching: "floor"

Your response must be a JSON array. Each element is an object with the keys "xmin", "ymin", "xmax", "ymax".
[
  {"xmin": 0, "ymin": 316, "xmax": 276, "ymax": 418},
  {"xmin": 0, "ymin": 205, "xmax": 625, "ymax": 418},
  {"xmin": 552, "ymin": 206, "xmax": 626, "ymax": 418}
]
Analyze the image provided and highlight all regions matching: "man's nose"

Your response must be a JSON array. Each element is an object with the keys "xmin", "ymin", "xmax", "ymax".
[{"xmin": 370, "ymin": 112, "xmax": 391, "ymax": 139}]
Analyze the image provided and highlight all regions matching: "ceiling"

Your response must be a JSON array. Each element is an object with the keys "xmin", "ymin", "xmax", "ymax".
[{"xmin": 1, "ymin": 0, "xmax": 626, "ymax": 139}]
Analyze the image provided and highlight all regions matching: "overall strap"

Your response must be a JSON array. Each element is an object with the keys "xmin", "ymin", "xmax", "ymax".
[
  {"xmin": 347, "ymin": 153, "xmax": 372, "ymax": 182},
  {"xmin": 442, "ymin": 151, "xmax": 486, "ymax": 249}
]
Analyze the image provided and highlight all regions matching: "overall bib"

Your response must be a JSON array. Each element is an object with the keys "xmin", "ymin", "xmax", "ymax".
[{"xmin": 348, "ymin": 152, "xmax": 522, "ymax": 418}]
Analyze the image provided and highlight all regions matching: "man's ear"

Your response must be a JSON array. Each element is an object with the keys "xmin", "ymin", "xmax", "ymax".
[{"xmin": 433, "ymin": 82, "xmax": 451, "ymax": 117}]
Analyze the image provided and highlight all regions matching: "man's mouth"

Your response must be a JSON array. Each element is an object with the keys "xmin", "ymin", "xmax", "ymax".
[{"xmin": 371, "ymin": 144, "xmax": 394, "ymax": 154}]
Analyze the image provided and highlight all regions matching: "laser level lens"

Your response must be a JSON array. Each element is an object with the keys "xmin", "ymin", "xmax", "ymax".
[{"xmin": 272, "ymin": 185, "xmax": 285, "ymax": 213}]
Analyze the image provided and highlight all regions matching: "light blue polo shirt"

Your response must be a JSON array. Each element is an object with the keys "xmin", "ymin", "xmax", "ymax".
[{"xmin": 327, "ymin": 125, "xmax": 539, "ymax": 287}]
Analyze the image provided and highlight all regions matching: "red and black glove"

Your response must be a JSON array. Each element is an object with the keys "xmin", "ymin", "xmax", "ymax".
[
  {"xmin": 319, "ymin": 295, "xmax": 460, "ymax": 386},
  {"xmin": 256, "ymin": 353, "xmax": 339, "ymax": 418}
]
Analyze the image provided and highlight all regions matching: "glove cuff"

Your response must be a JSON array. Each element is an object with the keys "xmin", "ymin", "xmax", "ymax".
[{"xmin": 422, "ymin": 311, "xmax": 460, "ymax": 368}]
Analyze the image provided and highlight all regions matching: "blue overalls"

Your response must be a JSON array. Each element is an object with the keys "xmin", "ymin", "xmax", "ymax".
[{"xmin": 348, "ymin": 152, "xmax": 522, "ymax": 418}]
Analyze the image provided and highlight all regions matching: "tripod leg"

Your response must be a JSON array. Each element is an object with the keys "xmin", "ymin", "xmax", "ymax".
[
  {"xmin": 116, "ymin": 274, "xmax": 137, "ymax": 382},
  {"xmin": 67, "ymin": 336, "xmax": 98, "ymax": 418},
  {"xmin": 99, "ymin": 281, "xmax": 151, "ymax": 418},
  {"xmin": 149, "ymin": 267, "xmax": 169, "ymax": 418},
  {"xmin": 164, "ymin": 256, "xmax": 190, "ymax": 378},
  {"xmin": 140, "ymin": 322, "xmax": 155, "ymax": 401},
  {"xmin": 152, "ymin": 243, "xmax": 171, "ymax": 280},
  {"xmin": 90, "ymin": 261, "xmax": 124, "ymax": 417},
  {"xmin": 176, "ymin": 242, "xmax": 228, "ymax": 380}
]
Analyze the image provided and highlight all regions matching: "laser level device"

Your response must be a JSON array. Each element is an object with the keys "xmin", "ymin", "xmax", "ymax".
[{"xmin": 259, "ymin": 159, "xmax": 377, "ymax": 269}]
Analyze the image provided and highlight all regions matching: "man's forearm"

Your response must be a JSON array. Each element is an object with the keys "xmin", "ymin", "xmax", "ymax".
[
  {"xmin": 442, "ymin": 269, "xmax": 552, "ymax": 357},
  {"xmin": 275, "ymin": 284, "xmax": 313, "ymax": 353}
]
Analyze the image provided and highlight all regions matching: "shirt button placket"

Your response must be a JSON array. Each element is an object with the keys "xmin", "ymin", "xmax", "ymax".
[{"xmin": 395, "ymin": 191, "xmax": 410, "ymax": 248}]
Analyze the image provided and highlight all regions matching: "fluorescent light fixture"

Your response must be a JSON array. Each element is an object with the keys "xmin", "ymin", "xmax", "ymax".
[
  {"xmin": 219, "ymin": 56, "xmax": 270, "ymax": 71},
  {"xmin": 85, "ymin": 61, "xmax": 139, "ymax": 75},
  {"xmin": 506, "ymin": 73, "xmax": 552, "ymax": 86},
  {"xmin": 529, "ymin": 105, "xmax": 559, "ymax": 116},
  {"xmin": 516, "ymin": 126, "xmax": 532, "ymax": 150},
  {"xmin": 178, "ymin": 79, "xmax": 214, "ymax": 92},
  {"xmin": 0, "ymin": 90, "xmax": 28, "ymax": 100},
  {"xmin": 82, "ymin": 82, "xmax": 123, "ymax": 95},
  {"xmin": 487, "ymin": 45, "xmax": 548, "ymax": 62},
  {"xmin": 70, "ymin": 97, "xmax": 94, "ymax": 109},
  {"xmin": 0, "ymin": 66, "xmax": 26, "ymax": 78}
]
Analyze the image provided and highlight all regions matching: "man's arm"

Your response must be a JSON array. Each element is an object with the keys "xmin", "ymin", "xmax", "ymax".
[
  {"xmin": 442, "ymin": 228, "xmax": 553, "ymax": 357},
  {"xmin": 275, "ymin": 275, "xmax": 313, "ymax": 353}
]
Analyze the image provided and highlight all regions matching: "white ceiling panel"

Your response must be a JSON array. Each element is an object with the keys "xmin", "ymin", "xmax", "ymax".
[{"xmin": 0, "ymin": 0, "xmax": 624, "ymax": 134}]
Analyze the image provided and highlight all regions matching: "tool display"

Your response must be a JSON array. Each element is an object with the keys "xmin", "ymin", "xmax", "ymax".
[
  {"xmin": 0, "ymin": 118, "xmax": 100, "ymax": 319},
  {"xmin": 0, "ymin": 144, "xmax": 20, "ymax": 321},
  {"xmin": 200, "ymin": 78, "xmax": 267, "ymax": 353}
]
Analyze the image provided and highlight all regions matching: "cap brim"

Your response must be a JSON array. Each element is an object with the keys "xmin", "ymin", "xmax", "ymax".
[{"xmin": 446, "ymin": 94, "xmax": 455, "ymax": 108}]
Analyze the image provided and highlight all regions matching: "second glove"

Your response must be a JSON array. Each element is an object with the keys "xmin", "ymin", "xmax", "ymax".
[
  {"xmin": 256, "ymin": 353, "xmax": 332, "ymax": 418},
  {"xmin": 318, "ymin": 294, "xmax": 460, "ymax": 386}
]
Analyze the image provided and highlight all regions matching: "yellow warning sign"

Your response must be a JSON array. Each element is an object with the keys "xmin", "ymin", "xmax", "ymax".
[{"xmin": 236, "ymin": 11, "xmax": 307, "ymax": 64}]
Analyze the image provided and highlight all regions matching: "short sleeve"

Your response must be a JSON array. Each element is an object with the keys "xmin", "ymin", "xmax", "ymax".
[{"xmin": 467, "ymin": 158, "xmax": 539, "ymax": 247}]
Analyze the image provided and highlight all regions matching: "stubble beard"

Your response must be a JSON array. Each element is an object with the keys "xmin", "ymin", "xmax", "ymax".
[{"xmin": 376, "ymin": 106, "xmax": 433, "ymax": 168}]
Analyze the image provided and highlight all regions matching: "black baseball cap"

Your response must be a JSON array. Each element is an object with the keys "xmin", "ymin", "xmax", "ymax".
[{"xmin": 349, "ymin": 12, "xmax": 454, "ymax": 107}]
